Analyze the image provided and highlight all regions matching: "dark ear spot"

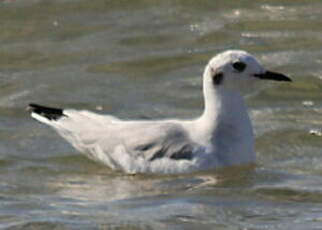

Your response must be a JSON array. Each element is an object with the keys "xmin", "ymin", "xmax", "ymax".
[
  {"xmin": 213, "ymin": 72, "xmax": 224, "ymax": 85},
  {"xmin": 232, "ymin": 61, "xmax": 246, "ymax": 72}
]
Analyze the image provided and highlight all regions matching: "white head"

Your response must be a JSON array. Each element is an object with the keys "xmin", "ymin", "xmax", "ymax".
[{"xmin": 204, "ymin": 50, "xmax": 291, "ymax": 93}]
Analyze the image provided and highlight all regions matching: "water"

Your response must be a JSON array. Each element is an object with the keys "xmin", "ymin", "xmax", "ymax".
[{"xmin": 1, "ymin": 0, "xmax": 322, "ymax": 229}]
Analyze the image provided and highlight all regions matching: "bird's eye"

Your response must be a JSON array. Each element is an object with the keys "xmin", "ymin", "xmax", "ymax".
[{"xmin": 232, "ymin": 61, "xmax": 246, "ymax": 72}]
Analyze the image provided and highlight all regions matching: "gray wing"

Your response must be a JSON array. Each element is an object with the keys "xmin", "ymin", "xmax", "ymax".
[
  {"xmin": 117, "ymin": 122, "xmax": 196, "ymax": 161},
  {"xmin": 34, "ymin": 107, "xmax": 196, "ymax": 162}
]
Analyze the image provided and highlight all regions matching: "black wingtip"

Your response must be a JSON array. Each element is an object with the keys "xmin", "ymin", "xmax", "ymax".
[{"xmin": 28, "ymin": 103, "xmax": 66, "ymax": 121}]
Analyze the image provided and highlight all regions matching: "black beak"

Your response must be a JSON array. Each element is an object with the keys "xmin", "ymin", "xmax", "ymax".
[{"xmin": 254, "ymin": 70, "xmax": 292, "ymax": 82}]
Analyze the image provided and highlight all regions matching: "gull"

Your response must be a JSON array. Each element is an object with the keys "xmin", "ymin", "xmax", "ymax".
[{"xmin": 28, "ymin": 50, "xmax": 291, "ymax": 174}]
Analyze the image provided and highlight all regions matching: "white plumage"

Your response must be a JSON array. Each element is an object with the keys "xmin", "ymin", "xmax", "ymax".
[{"xmin": 29, "ymin": 50, "xmax": 291, "ymax": 174}]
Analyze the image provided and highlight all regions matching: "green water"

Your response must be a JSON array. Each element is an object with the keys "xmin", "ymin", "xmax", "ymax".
[{"xmin": 1, "ymin": 0, "xmax": 322, "ymax": 229}]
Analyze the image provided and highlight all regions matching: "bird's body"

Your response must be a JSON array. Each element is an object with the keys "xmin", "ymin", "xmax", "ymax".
[{"xmin": 29, "ymin": 50, "xmax": 291, "ymax": 174}]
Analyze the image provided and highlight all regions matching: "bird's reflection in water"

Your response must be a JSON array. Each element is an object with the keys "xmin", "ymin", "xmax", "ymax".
[{"xmin": 48, "ymin": 164, "xmax": 255, "ymax": 204}]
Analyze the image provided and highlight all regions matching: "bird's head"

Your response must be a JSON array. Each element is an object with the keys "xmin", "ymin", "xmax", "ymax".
[{"xmin": 204, "ymin": 50, "xmax": 291, "ymax": 92}]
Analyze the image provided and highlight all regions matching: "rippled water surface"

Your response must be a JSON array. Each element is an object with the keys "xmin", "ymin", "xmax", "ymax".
[{"xmin": 2, "ymin": 0, "xmax": 322, "ymax": 229}]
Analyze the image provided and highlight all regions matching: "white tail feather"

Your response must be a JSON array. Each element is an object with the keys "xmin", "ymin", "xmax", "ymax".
[{"xmin": 31, "ymin": 112, "xmax": 54, "ymax": 126}]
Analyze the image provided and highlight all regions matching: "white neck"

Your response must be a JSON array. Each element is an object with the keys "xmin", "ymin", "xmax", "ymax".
[
  {"xmin": 199, "ymin": 68, "xmax": 247, "ymax": 132},
  {"xmin": 192, "ymin": 66, "xmax": 253, "ymax": 148},
  {"xmin": 191, "ymin": 67, "xmax": 255, "ymax": 166}
]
